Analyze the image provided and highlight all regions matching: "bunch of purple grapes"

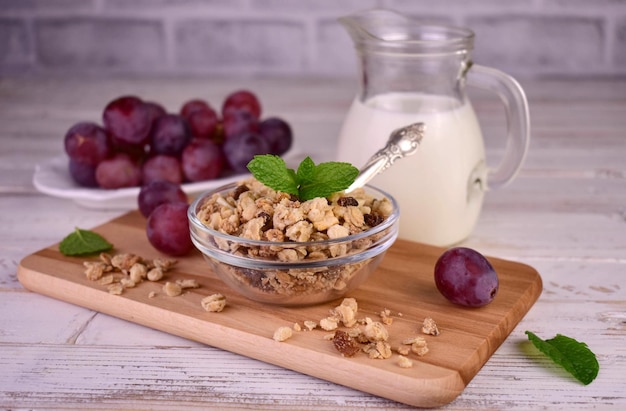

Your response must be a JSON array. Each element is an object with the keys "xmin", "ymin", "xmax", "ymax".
[{"xmin": 64, "ymin": 90, "xmax": 293, "ymax": 189}]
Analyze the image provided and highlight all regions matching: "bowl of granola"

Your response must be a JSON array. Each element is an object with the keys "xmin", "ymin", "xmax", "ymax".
[{"xmin": 188, "ymin": 177, "xmax": 399, "ymax": 306}]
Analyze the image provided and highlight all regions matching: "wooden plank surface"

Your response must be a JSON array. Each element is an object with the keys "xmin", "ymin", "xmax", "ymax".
[{"xmin": 17, "ymin": 210, "xmax": 542, "ymax": 408}]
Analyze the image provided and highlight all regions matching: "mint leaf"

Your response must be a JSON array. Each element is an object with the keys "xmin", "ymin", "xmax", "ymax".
[
  {"xmin": 59, "ymin": 228, "xmax": 113, "ymax": 256},
  {"xmin": 525, "ymin": 331, "xmax": 599, "ymax": 385},
  {"xmin": 296, "ymin": 156, "xmax": 316, "ymax": 186},
  {"xmin": 298, "ymin": 161, "xmax": 359, "ymax": 201},
  {"xmin": 247, "ymin": 155, "xmax": 358, "ymax": 201},
  {"xmin": 247, "ymin": 155, "xmax": 298, "ymax": 196}
]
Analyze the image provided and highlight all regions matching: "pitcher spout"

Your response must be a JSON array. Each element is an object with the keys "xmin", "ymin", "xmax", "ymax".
[
  {"xmin": 338, "ymin": 9, "xmax": 411, "ymax": 45},
  {"xmin": 339, "ymin": 8, "xmax": 474, "ymax": 54}
]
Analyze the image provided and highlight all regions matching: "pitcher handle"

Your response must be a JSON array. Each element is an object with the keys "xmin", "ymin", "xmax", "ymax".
[{"xmin": 467, "ymin": 64, "xmax": 531, "ymax": 189}]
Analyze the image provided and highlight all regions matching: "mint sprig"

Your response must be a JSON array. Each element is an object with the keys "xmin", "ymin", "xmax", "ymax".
[
  {"xmin": 59, "ymin": 227, "xmax": 113, "ymax": 256},
  {"xmin": 247, "ymin": 155, "xmax": 359, "ymax": 201},
  {"xmin": 525, "ymin": 331, "xmax": 599, "ymax": 385}
]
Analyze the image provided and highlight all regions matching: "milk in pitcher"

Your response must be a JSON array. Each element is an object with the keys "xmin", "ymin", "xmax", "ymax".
[{"xmin": 337, "ymin": 92, "xmax": 487, "ymax": 246}]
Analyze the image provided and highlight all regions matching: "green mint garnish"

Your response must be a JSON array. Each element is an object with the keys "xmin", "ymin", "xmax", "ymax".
[
  {"xmin": 59, "ymin": 227, "xmax": 113, "ymax": 256},
  {"xmin": 247, "ymin": 155, "xmax": 359, "ymax": 201},
  {"xmin": 525, "ymin": 331, "xmax": 599, "ymax": 385}
]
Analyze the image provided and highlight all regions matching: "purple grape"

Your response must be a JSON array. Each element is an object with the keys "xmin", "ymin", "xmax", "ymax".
[
  {"xmin": 95, "ymin": 153, "xmax": 142, "ymax": 189},
  {"xmin": 68, "ymin": 158, "xmax": 98, "ymax": 187},
  {"xmin": 103, "ymin": 95, "xmax": 151, "ymax": 150},
  {"xmin": 223, "ymin": 132, "xmax": 271, "ymax": 172},
  {"xmin": 259, "ymin": 117, "xmax": 292, "ymax": 155},
  {"xmin": 150, "ymin": 114, "xmax": 191, "ymax": 156},
  {"xmin": 222, "ymin": 109, "xmax": 259, "ymax": 139},
  {"xmin": 138, "ymin": 180, "xmax": 187, "ymax": 218},
  {"xmin": 180, "ymin": 99, "xmax": 211, "ymax": 119},
  {"xmin": 434, "ymin": 247, "xmax": 499, "ymax": 307},
  {"xmin": 181, "ymin": 138, "xmax": 225, "ymax": 182},
  {"xmin": 144, "ymin": 101, "xmax": 167, "ymax": 130},
  {"xmin": 222, "ymin": 90, "xmax": 261, "ymax": 119},
  {"xmin": 64, "ymin": 122, "xmax": 111, "ymax": 166},
  {"xmin": 146, "ymin": 202, "xmax": 193, "ymax": 256},
  {"xmin": 142, "ymin": 154, "xmax": 183, "ymax": 185},
  {"xmin": 187, "ymin": 109, "xmax": 219, "ymax": 140},
  {"xmin": 180, "ymin": 99, "xmax": 219, "ymax": 140}
]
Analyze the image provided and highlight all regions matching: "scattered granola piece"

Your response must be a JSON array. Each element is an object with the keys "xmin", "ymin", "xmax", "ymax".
[
  {"xmin": 152, "ymin": 258, "xmax": 178, "ymax": 271},
  {"xmin": 147, "ymin": 267, "xmax": 164, "ymax": 281},
  {"xmin": 364, "ymin": 341, "xmax": 392, "ymax": 359},
  {"xmin": 273, "ymin": 326, "xmax": 293, "ymax": 342},
  {"xmin": 129, "ymin": 263, "xmax": 148, "ymax": 283},
  {"xmin": 201, "ymin": 293, "xmax": 226, "ymax": 312},
  {"xmin": 176, "ymin": 279, "xmax": 200, "ymax": 289},
  {"xmin": 332, "ymin": 330, "xmax": 360, "ymax": 357},
  {"xmin": 303, "ymin": 320, "xmax": 317, "ymax": 331},
  {"xmin": 408, "ymin": 336, "xmax": 429, "ymax": 356},
  {"xmin": 412, "ymin": 343, "xmax": 429, "ymax": 357},
  {"xmin": 397, "ymin": 355, "xmax": 413, "ymax": 368},
  {"xmin": 83, "ymin": 261, "xmax": 110, "ymax": 281},
  {"xmin": 108, "ymin": 283, "xmax": 124, "ymax": 295},
  {"xmin": 323, "ymin": 333, "xmax": 335, "ymax": 341},
  {"xmin": 148, "ymin": 291, "xmax": 156, "ymax": 298},
  {"xmin": 98, "ymin": 274, "xmax": 114, "ymax": 285},
  {"xmin": 111, "ymin": 253, "xmax": 142, "ymax": 272},
  {"xmin": 397, "ymin": 345, "xmax": 411, "ymax": 356},
  {"xmin": 163, "ymin": 281, "xmax": 182, "ymax": 297},
  {"xmin": 402, "ymin": 336, "xmax": 424, "ymax": 345},
  {"xmin": 363, "ymin": 318, "xmax": 389, "ymax": 342},
  {"xmin": 99, "ymin": 252, "xmax": 113, "ymax": 265},
  {"xmin": 331, "ymin": 298, "xmax": 359, "ymax": 327},
  {"xmin": 293, "ymin": 323, "xmax": 302, "ymax": 332},
  {"xmin": 343, "ymin": 327, "xmax": 367, "ymax": 344},
  {"xmin": 320, "ymin": 317, "xmax": 339, "ymax": 331},
  {"xmin": 422, "ymin": 317, "xmax": 440, "ymax": 336},
  {"xmin": 379, "ymin": 308, "xmax": 393, "ymax": 325},
  {"xmin": 120, "ymin": 278, "xmax": 136, "ymax": 288}
]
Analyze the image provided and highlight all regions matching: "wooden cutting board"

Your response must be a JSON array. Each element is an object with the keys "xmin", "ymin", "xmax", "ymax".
[{"xmin": 18, "ymin": 211, "xmax": 542, "ymax": 408}]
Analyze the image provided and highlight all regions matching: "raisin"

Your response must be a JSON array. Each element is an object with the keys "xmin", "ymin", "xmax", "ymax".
[
  {"xmin": 239, "ymin": 268, "xmax": 275, "ymax": 292},
  {"xmin": 256, "ymin": 211, "xmax": 273, "ymax": 231},
  {"xmin": 337, "ymin": 196, "xmax": 358, "ymax": 207},
  {"xmin": 332, "ymin": 330, "xmax": 360, "ymax": 357},
  {"xmin": 364, "ymin": 212, "xmax": 384, "ymax": 227},
  {"xmin": 232, "ymin": 184, "xmax": 250, "ymax": 200}
]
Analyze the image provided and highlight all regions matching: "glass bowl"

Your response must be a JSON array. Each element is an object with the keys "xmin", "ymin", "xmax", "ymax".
[{"xmin": 188, "ymin": 182, "xmax": 399, "ymax": 306}]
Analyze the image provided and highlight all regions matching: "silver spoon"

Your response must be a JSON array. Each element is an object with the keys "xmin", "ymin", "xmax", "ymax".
[{"xmin": 345, "ymin": 122, "xmax": 425, "ymax": 193}]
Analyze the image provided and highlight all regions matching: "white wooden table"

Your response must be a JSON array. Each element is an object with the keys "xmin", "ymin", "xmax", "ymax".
[{"xmin": 1, "ymin": 77, "xmax": 625, "ymax": 410}]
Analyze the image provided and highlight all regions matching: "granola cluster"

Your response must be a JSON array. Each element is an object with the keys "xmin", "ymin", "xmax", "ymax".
[
  {"xmin": 82, "ymin": 252, "xmax": 226, "ymax": 312},
  {"xmin": 83, "ymin": 252, "xmax": 178, "ymax": 295},
  {"xmin": 195, "ymin": 178, "xmax": 394, "ymax": 298},
  {"xmin": 274, "ymin": 297, "xmax": 440, "ymax": 368}
]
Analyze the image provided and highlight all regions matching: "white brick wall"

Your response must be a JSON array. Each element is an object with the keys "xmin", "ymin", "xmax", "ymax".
[{"xmin": 1, "ymin": 0, "xmax": 625, "ymax": 78}]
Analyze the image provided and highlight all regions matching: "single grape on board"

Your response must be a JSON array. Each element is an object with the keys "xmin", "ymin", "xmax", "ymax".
[{"xmin": 434, "ymin": 247, "xmax": 499, "ymax": 307}]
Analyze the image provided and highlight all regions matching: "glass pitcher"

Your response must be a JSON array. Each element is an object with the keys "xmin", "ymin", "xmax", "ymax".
[{"xmin": 336, "ymin": 9, "xmax": 530, "ymax": 246}]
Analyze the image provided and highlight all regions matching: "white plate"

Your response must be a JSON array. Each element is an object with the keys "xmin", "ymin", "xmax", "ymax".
[{"xmin": 33, "ymin": 150, "xmax": 304, "ymax": 210}]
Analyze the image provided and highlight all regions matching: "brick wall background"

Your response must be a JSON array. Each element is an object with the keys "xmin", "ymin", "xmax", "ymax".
[{"xmin": 1, "ymin": 0, "xmax": 625, "ymax": 79}]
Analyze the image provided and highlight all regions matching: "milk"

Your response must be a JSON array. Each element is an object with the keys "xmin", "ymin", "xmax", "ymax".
[{"xmin": 337, "ymin": 92, "xmax": 487, "ymax": 246}]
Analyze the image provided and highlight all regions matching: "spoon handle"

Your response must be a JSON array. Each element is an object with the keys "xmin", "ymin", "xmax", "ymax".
[{"xmin": 345, "ymin": 122, "xmax": 425, "ymax": 193}]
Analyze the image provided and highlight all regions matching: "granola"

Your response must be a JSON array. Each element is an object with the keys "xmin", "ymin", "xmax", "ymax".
[
  {"xmin": 319, "ymin": 298, "xmax": 435, "ymax": 366},
  {"xmin": 195, "ymin": 177, "xmax": 394, "ymax": 298},
  {"xmin": 201, "ymin": 294, "xmax": 226, "ymax": 312},
  {"xmin": 273, "ymin": 326, "xmax": 293, "ymax": 342},
  {"xmin": 422, "ymin": 317, "xmax": 440, "ymax": 336}
]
